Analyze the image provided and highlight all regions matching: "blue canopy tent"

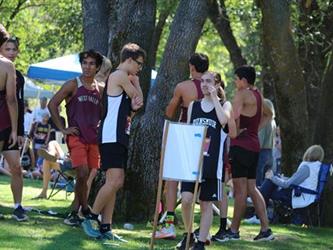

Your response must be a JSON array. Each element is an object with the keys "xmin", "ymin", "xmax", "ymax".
[{"xmin": 27, "ymin": 53, "xmax": 157, "ymax": 85}]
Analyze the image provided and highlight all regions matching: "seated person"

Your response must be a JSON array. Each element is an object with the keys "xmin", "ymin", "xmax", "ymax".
[
  {"xmin": 35, "ymin": 140, "xmax": 97, "ymax": 200},
  {"xmin": 246, "ymin": 145, "xmax": 324, "ymax": 223},
  {"xmin": 20, "ymin": 139, "xmax": 35, "ymax": 178},
  {"xmin": 0, "ymin": 156, "xmax": 11, "ymax": 177},
  {"xmin": 32, "ymin": 113, "xmax": 51, "ymax": 160}
]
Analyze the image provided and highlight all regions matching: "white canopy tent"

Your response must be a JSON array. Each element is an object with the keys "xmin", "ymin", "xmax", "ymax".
[{"xmin": 24, "ymin": 77, "xmax": 53, "ymax": 99}]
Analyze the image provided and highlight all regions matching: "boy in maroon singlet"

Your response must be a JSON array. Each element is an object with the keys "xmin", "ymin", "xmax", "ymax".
[
  {"xmin": 48, "ymin": 50, "xmax": 104, "ymax": 226},
  {"xmin": 222, "ymin": 66, "xmax": 274, "ymax": 242}
]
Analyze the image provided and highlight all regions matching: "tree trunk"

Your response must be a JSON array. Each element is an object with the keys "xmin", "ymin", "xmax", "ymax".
[
  {"xmin": 314, "ymin": 48, "xmax": 333, "ymax": 226},
  {"xmin": 259, "ymin": 0, "xmax": 309, "ymax": 175},
  {"xmin": 208, "ymin": 0, "xmax": 247, "ymax": 69},
  {"xmin": 297, "ymin": 0, "xmax": 325, "ymax": 133},
  {"xmin": 82, "ymin": 0, "xmax": 109, "ymax": 55},
  {"xmin": 88, "ymin": 0, "xmax": 156, "ymax": 221},
  {"xmin": 107, "ymin": 0, "xmax": 156, "ymax": 100},
  {"xmin": 124, "ymin": 0, "xmax": 208, "ymax": 222}
]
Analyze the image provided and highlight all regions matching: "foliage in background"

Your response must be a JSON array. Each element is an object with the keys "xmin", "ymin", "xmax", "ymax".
[{"xmin": 0, "ymin": 0, "xmax": 83, "ymax": 73}]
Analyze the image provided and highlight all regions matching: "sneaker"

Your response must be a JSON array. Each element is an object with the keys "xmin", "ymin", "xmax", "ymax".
[
  {"xmin": 37, "ymin": 148, "xmax": 57, "ymax": 162},
  {"xmin": 64, "ymin": 211, "xmax": 83, "ymax": 226},
  {"xmin": 193, "ymin": 228, "xmax": 211, "ymax": 245},
  {"xmin": 191, "ymin": 242, "xmax": 205, "ymax": 250},
  {"xmin": 82, "ymin": 219, "xmax": 103, "ymax": 238},
  {"xmin": 244, "ymin": 215, "xmax": 260, "ymax": 224},
  {"xmin": 12, "ymin": 205, "xmax": 28, "ymax": 222},
  {"xmin": 99, "ymin": 231, "xmax": 128, "ymax": 242},
  {"xmin": 211, "ymin": 229, "xmax": 227, "ymax": 242},
  {"xmin": 215, "ymin": 229, "xmax": 240, "ymax": 242},
  {"xmin": 253, "ymin": 228, "xmax": 274, "ymax": 241},
  {"xmin": 155, "ymin": 224, "xmax": 176, "ymax": 239},
  {"xmin": 176, "ymin": 233, "xmax": 195, "ymax": 250}
]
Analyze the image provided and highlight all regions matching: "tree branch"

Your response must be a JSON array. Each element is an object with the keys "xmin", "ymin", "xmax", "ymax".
[{"xmin": 208, "ymin": 0, "xmax": 247, "ymax": 68}]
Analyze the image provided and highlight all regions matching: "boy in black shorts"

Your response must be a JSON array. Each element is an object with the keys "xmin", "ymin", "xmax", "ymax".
[{"xmin": 176, "ymin": 72, "xmax": 236, "ymax": 250}]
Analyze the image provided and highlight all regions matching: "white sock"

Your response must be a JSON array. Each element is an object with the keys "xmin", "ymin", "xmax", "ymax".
[{"xmin": 14, "ymin": 203, "xmax": 21, "ymax": 209}]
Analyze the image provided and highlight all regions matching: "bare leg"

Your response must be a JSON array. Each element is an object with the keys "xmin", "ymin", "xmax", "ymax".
[
  {"xmin": 37, "ymin": 160, "xmax": 60, "ymax": 198},
  {"xmin": 181, "ymin": 192, "xmax": 194, "ymax": 232},
  {"xmin": 92, "ymin": 168, "xmax": 124, "ymax": 224},
  {"xmin": 198, "ymin": 201, "xmax": 213, "ymax": 242},
  {"xmin": 230, "ymin": 177, "xmax": 247, "ymax": 232},
  {"xmin": 87, "ymin": 168, "xmax": 97, "ymax": 199},
  {"xmin": 165, "ymin": 181, "xmax": 178, "ymax": 212},
  {"xmin": 247, "ymin": 179, "xmax": 269, "ymax": 231},
  {"xmin": 74, "ymin": 165, "xmax": 90, "ymax": 212},
  {"xmin": 3, "ymin": 150, "xmax": 23, "ymax": 204}
]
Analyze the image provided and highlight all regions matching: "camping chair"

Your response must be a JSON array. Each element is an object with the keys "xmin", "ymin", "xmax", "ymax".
[
  {"xmin": 48, "ymin": 159, "xmax": 75, "ymax": 199},
  {"xmin": 47, "ymin": 142, "xmax": 76, "ymax": 200},
  {"xmin": 291, "ymin": 162, "xmax": 331, "ymax": 227}
]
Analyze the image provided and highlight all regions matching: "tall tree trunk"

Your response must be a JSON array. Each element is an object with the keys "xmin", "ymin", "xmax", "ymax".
[
  {"xmin": 88, "ymin": 0, "xmax": 156, "ymax": 222},
  {"xmin": 107, "ymin": 0, "xmax": 156, "ymax": 100},
  {"xmin": 208, "ymin": 0, "xmax": 247, "ymax": 69},
  {"xmin": 314, "ymin": 49, "xmax": 333, "ymax": 226},
  {"xmin": 82, "ymin": 0, "xmax": 109, "ymax": 55},
  {"xmin": 297, "ymin": 0, "xmax": 324, "ymax": 133},
  {"xmin": 124, "ymin": 0, "xmax": 208, "ymax": 222},
  {"xmin": 259, "ymin": 0, "xmax": 309, "ymax": 176}
]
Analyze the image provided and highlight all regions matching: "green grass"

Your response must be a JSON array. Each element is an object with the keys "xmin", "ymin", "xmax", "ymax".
[{"xmin": 0, "ymin": 175, "xmax": 333, "ymax": 249}]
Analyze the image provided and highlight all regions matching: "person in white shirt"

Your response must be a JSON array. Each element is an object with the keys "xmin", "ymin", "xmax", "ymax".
[
  {"xmin": 32, "ymin": 96, "xmax": 50, "ymax": 123},
  {"xmin": 24, "ymin": 100, "xmax": 33, "ymax": 135}
]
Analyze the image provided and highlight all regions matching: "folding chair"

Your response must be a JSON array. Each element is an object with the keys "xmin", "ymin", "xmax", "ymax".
[
  {"xmin": 46, "ymin": 142, "xmax": 76, "ymax": 200},
  {"xmin": 48, "ymin": 159, "xmax": 75, "ymax": 199},
  {"xmin": 291, "ymin": 162, "xmax": 331, "ymax": 227}
]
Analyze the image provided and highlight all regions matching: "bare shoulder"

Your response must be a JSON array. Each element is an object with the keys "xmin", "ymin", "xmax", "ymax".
[
  {"xmin": 175, "ymin": 79, "xmax": 193, "ymax": 93},
  {"xmin": 0, "ymin": 57, "xmax": 14, "ymax": 70}
]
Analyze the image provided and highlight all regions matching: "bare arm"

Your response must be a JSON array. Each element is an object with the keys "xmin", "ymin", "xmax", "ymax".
[
  {"xmin": 48, "ymin": 80, "xmax": 79, "ymax": 135},
  {"xmin": 166, "ymin": 85, "xmax": 182, "ymax": 120},
  {"xmin": 5, "ymin": 62, "xmax": 18, "ymax": 147},
  {"xmin": 227, "ymin": 105, "xmax": 237, "ymax": 139},
  {"xmin": 186, "ymin": 101, "xmax": 194, "ymax": 124},
  {"xmin": 232, "ymin": 90, "xmax": 245, "ymax": 136},
  {"xmin": 259, "ymin": 98, "xmax": 273, "ymax": 130}
]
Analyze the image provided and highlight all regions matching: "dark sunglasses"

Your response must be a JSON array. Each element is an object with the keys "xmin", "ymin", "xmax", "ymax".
[{"xmin": 133, "ymin": 59, "xmax": 144, "ymax": 68}]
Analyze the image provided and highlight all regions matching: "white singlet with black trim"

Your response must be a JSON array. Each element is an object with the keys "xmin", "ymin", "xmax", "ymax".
[{"xmin": 100, "ymin": 92, "xmax": 132, "ymax": 147}]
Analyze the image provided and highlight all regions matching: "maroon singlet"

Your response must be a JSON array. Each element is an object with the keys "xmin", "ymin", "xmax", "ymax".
[
  {"xmin": 66, "ymin": 77, "xmax": 101, "ymax": 144},
  {"xmin": 231, "ymin": 88, "xmax": 262, "ymax": 152},
  {"xmin": 179, "ymin": 79, "xmax": 204, "ymax": 122},
  {"xmin": 0, "ymin": 90, "xmax": 11, "ymax": 132}
]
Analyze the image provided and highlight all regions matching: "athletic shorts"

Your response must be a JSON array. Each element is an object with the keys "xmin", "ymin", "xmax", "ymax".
[
  {"xmin": 230, "ymin": 146, "xmax": 259, "ymax": 179},
  {"xmin": 181, "ymin": 179, "xmax": 222, "ymax": 201},
  {"xmin": 67, "ymin": 135, "xmax": 100, "ymax": 169},
  {"xmin": 99, "ymin": 142, "xmax": 128, "ymax": 170},
  {"xmin": 1, "ymin": 127, "xmax": 18, "ymax": 151}
]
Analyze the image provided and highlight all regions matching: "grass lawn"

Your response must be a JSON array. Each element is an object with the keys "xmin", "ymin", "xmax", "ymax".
[{"xmin": 0, "ymin": 175, "xmax": 333, "ymax": 249}]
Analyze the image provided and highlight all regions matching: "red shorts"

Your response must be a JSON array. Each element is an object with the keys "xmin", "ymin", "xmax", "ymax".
[{"xmin": 67, "ymin": 135, "xmax": 100, "ymax": 169}]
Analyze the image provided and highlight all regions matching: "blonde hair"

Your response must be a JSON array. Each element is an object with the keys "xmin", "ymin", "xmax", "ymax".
[
  {"xmin": 303, "ymin": 145, "xmax": 324, "ymax": 162},
  {"xmin": 95, "ymin": 56, "xmax": 112, "ymax": 82}
]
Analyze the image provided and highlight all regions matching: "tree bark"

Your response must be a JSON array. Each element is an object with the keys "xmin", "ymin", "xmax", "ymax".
[
  {"xmin": 124, "ymin": 0, "xmax": 208, "ymax": 222},
  {"xmin": 82, "ymin": 0, "xmax": 109, "ymax": 55},
  {"xmin": 208, "ymin": 0, "xmax": 247, "ymax": 69},
  {"xmin": 259, "ymin": 0, "xmax": 309, "ymax": 176},
  {"xmin": 314, "ymin": 48, "xmax": 333, "ymax": 226},
  {"xmin": 87, "ymin": 0, "xmax": 157, "ymax": 222}
]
